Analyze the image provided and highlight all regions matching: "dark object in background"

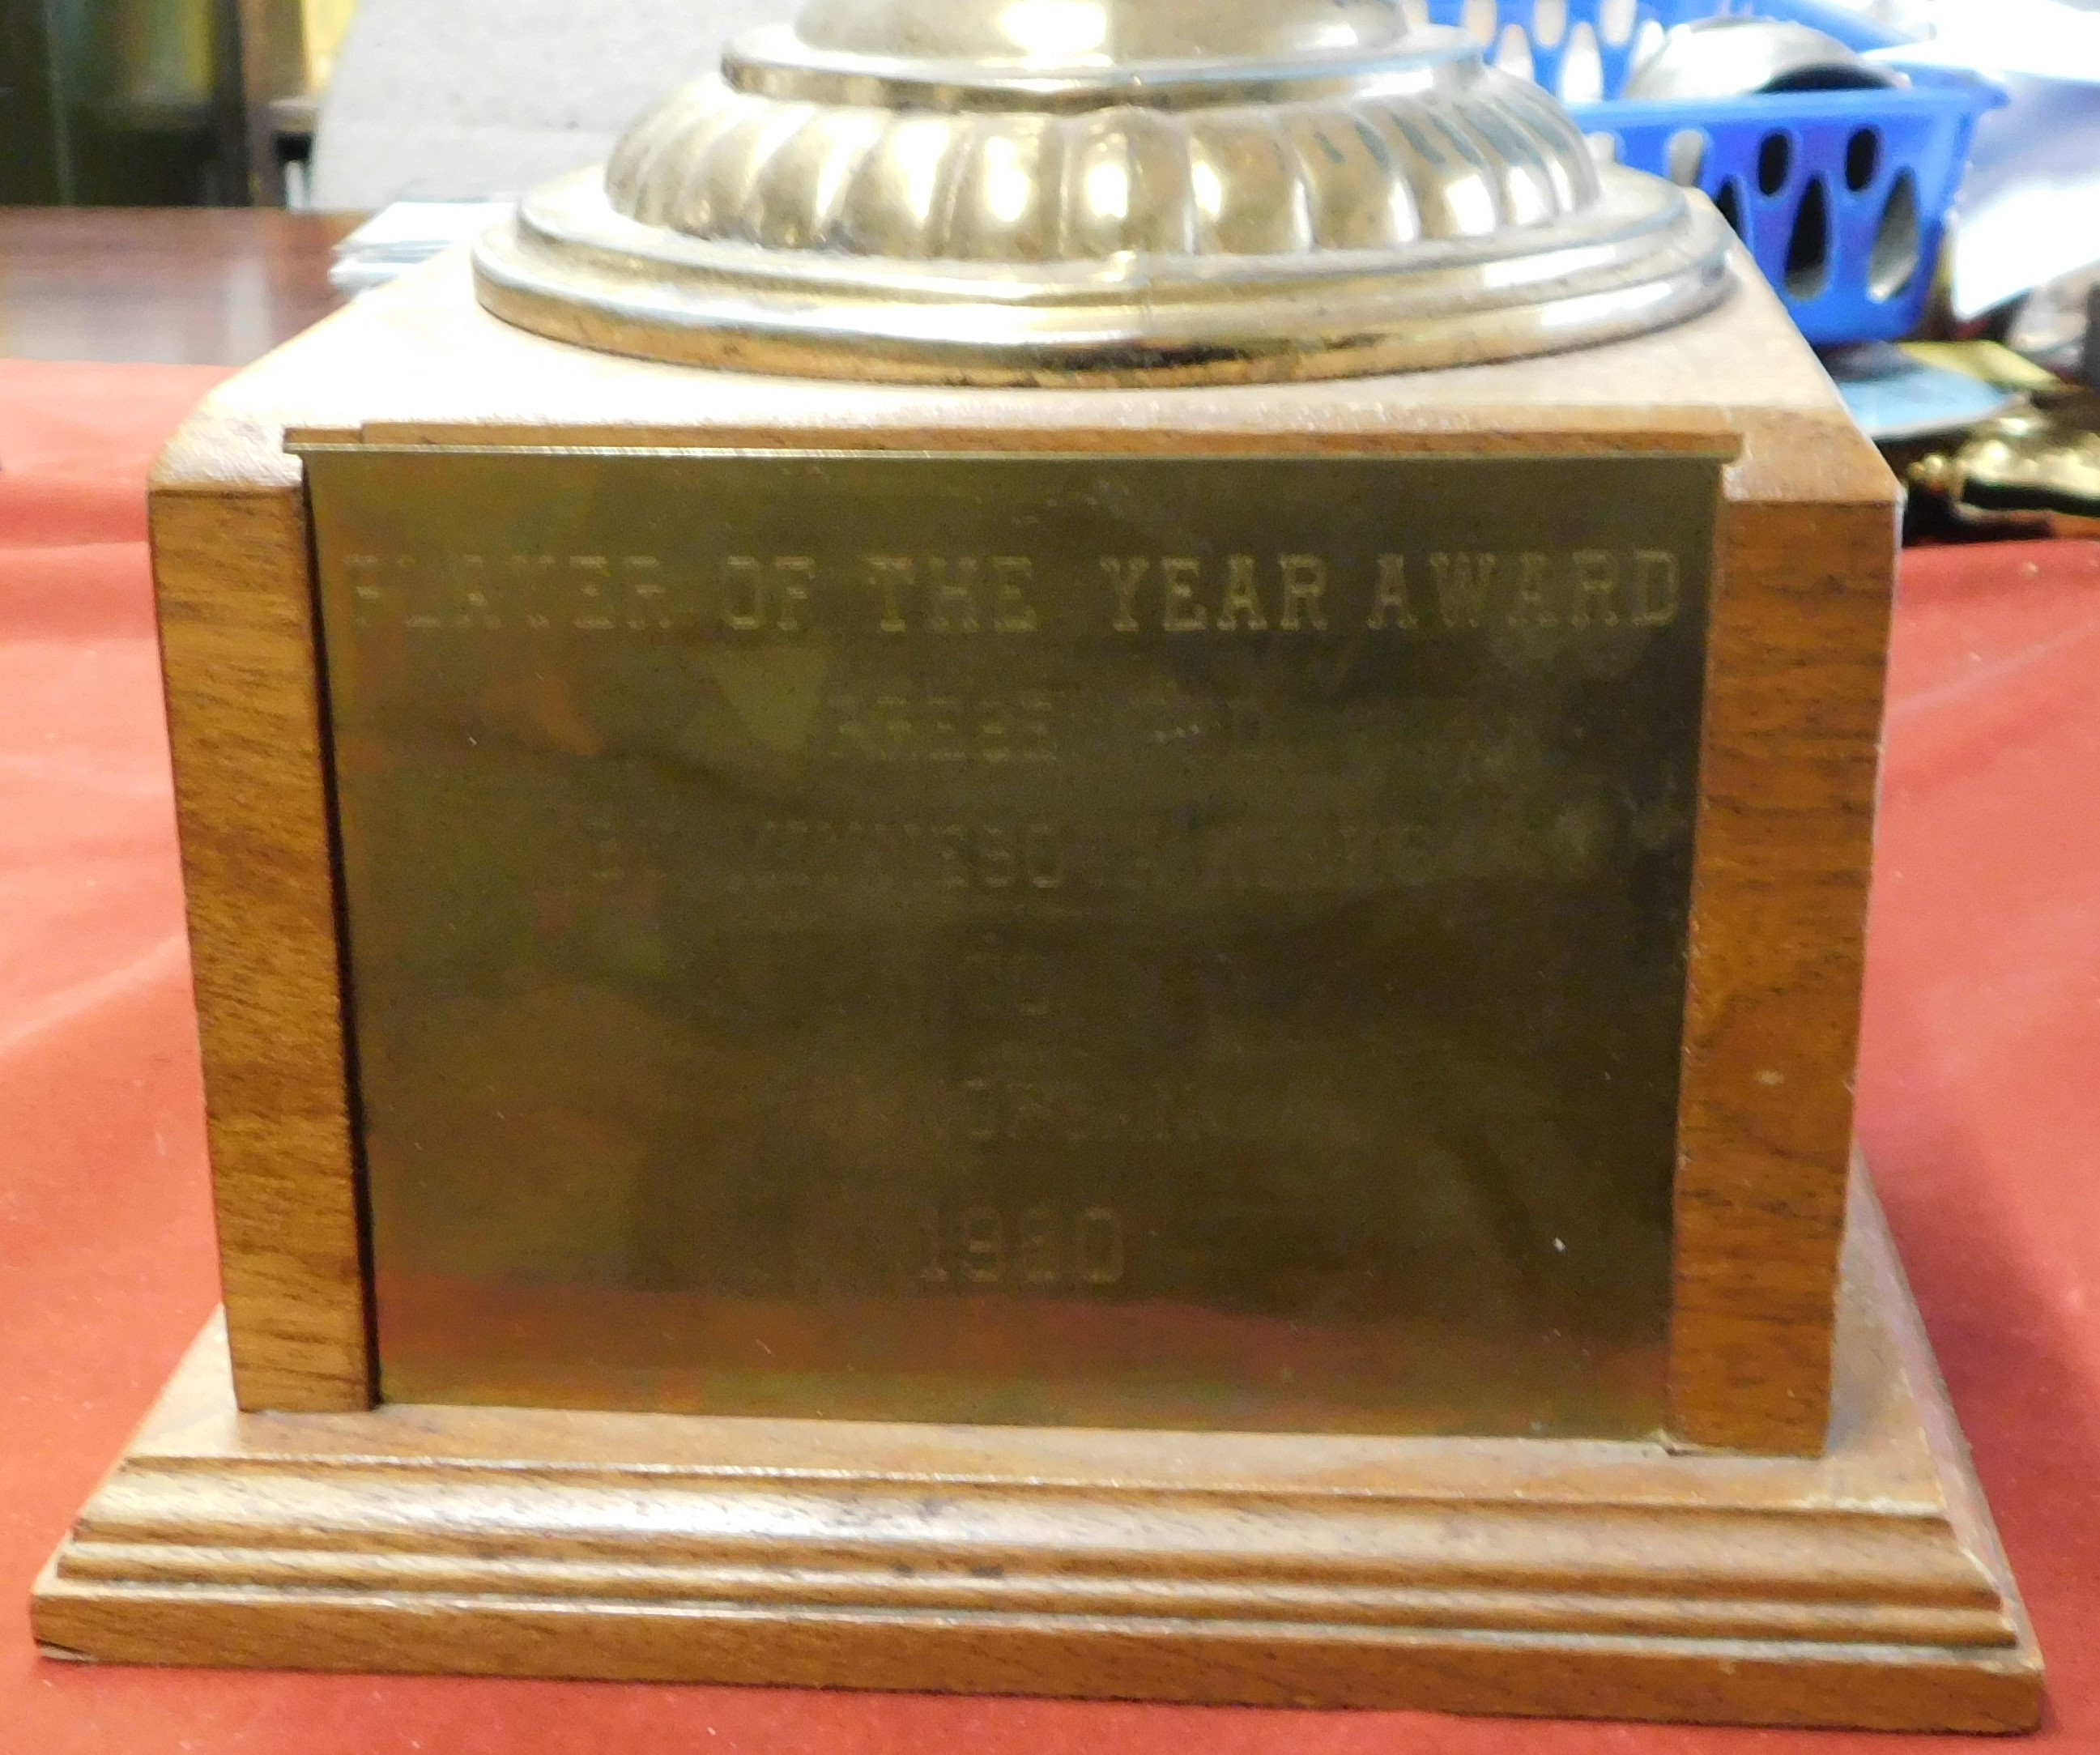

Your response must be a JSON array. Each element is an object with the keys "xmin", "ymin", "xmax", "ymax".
[
  {"xmin": 0, "ymin": 0, "xmax": 68, "ymax": 202},
  {"xmin": 0, "ymin": 0, "xmax": 248, "ymax": 205}
]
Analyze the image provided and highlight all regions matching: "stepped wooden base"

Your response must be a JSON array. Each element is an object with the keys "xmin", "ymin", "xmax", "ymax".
[{"xmin": 34, "ymin": 1174, "xmax": 2039, "ymax": 1732}]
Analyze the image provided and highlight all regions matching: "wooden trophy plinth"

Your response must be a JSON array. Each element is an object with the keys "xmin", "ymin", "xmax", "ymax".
[
  {"xmin": 37, "ymin": 1168, "xmax": 2036, "ymax": 1730},
  {"xmin": 31, "ymin": 225, "xmax": 2040, "ymax": 1728}
]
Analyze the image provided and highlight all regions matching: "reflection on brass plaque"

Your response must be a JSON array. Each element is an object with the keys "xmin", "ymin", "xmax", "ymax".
[{"xmin": 305, "ymin": 447, "xmax": 1719, "ymax": 1437}]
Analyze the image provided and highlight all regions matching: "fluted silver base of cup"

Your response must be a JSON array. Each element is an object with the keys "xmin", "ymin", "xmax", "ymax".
[{"xmin": 474, "ymin": 164, "xmax": 1734, "ymax": 387}]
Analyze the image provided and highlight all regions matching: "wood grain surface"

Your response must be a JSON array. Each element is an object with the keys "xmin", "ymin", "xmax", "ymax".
[
  {"xmin": 148, "ymin": 246, "xmax": 1896, "ymax": 1451},
  {"xmin": 1672, "ymin": 484, "xmax": 1897, "ymax": 1450},
  {"xmin": 32, "ymin": 1166, "xmax": 2042, "ymax": 1731},
  {"xmin": 152, "ymin": 479, "xmax": 370, "ymax": 1412},
  {"xmin": 0, "ymin": 209, "xmax": 354, "ymax": 367}
]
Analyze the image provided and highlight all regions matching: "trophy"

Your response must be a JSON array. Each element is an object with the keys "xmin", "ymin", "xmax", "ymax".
[{"xmin": 36, "ymin": 0, "xmax": 2040, "ymax": 1729}]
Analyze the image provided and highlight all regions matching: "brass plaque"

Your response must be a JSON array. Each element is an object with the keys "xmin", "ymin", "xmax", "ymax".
[{"xmin": 305, "ymin": 446, "xmax": 1719, "ymax": 1436}]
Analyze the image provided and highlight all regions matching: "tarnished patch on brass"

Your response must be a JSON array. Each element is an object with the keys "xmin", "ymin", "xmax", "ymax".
[{"xmin": 302, "ymin": 446, "xmax": 1719, "ymax": 1436}]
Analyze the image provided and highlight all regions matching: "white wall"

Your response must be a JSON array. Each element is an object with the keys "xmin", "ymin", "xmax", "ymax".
[{"xmin": 310, "ymin": 0, "xmax": 794, "ymax": 209}]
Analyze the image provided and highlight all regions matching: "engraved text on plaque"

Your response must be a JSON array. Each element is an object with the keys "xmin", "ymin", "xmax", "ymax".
[{"xmin": 305, "ymin": 449, "xmax": 1719, "ymax": 1436}]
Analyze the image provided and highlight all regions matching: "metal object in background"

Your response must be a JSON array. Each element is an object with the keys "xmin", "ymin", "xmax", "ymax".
[
  {"xmin": 473, "ymin": 0, "xmax": 1733, "ymax": 385},
  {"xmin": 1622, "ymin": 16, "xmax": 1902, "ymax": 101},
  {"xmin": 2006, "ymin": 262, "xmax": 2100, "ymax": 382},
  {"xmin": 1910, "ymin": 406, "xmax": 2100, "ymax": 530}
]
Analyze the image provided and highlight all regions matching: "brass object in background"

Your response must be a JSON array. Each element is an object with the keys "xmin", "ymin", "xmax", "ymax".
[
  {"xmin": 93, "ymin": 0, "xmax": 220, "ymax": 120},
  {"xmin": 1910, "ymin": 406, "xmax": 2100, "ymax": 535},
  {"xmin": 473, "ymin": 0, "xmax": 1732, "ymax": 383}
]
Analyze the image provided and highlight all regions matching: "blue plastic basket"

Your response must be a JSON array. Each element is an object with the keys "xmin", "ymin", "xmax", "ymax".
[{"xmin": 1421, "ymin": 0, "xmax": 2004, "ymax": 344}]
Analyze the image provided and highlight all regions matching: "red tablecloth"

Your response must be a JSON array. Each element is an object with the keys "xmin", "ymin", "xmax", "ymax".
[{"xmin": 2, "ymin": 358, "xmax": 2096, "ymax": 1753}]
